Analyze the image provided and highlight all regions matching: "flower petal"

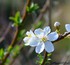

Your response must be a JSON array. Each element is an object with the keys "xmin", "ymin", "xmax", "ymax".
[
  {"xmin": 34, "ymin": 28, "xmax": 45, "ymax": 38},
  {"xmin": 45, "ymin": 41, "xmax": 54, "ymax": 53},
  {"xmin": 26, "ymin": 30, "xmax": 35, "ymax": 36},
  {"xmin": 28, "ymin": 37, "xmax": 40, "ymax": 47},
  {"xmin": 34, "ymin": 28, "xmax": 43, "ymax": 35},
  {"xmin": 24, "ymin": 42, "xmax": 30, "ymax": 46},
  {"xmin": 23, "ymin": 37, "xmax": 30, "ymax": 43},
  {"xmin": 65, "ymin": 24, "xmax": 70, "ymax": 32},
  {"xmin": 43, "ymin": 26, "xmax": 51, "ymax": 35},
  {"xmin": 35, "ymin": 42, "xmax": 45, "ymax": 54},
  {"xmin": 47, "ymin": 32, "xmax": 58, "ymax": 41}
]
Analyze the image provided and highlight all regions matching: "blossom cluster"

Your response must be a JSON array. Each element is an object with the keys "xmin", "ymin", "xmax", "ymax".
[{"xmin": 23, "ymin": 22, "xmax": 70, "ymax": 54}]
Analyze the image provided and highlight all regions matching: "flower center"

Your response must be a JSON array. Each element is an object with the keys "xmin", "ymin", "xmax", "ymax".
[
  {"xmin": 42, "ymin": 36, "xmax": 47, "ymax": 42},
  {"xmin": 28, "ymin": 34, "xmax": 31, "ymax": 37}
]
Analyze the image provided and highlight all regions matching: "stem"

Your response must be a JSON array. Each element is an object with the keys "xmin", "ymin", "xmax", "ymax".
[
  {"xmin": 41, "ymin": 0, "xmax": 52, "ymax": 65},
  {"xmin": 0, "ymin": 23, "xmax": 12, "ymax": 43},
  {"xmin": 41, "ymin": 52, "xmax": 48, "ymax": 65},
  {"xmin": 1, "ymin": 0, "xmax": 31, "ymax": 65},
  {"xmin": 9, "ymin": 43, "xmax": 24, "ymax": 65},
  {"xmin": 48, "ymin": 0, "xmax": 52, "ymax": 29},
  {"xmin": 1, "ymin": 26, "xmax": 18, "ymax": 65}
]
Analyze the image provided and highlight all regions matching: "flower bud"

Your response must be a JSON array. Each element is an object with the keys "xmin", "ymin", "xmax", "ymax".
[
  {"xmin": 54, "ymin": 22, "xmax": 60, "ymax": 33},
  {"xmin": 54, "ymin": 22, "xmax": 60, "ymax": 27}
]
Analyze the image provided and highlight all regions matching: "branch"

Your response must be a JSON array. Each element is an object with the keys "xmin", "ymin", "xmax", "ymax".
[
  {"xmin": 22, "ymin": 0, "xmax": 31, "ymax": 21},
  {"xmin": 10, "ymin": 0, "xmax": 51, "ymax": 65},
  {"xmin": 53, "ymin": 32, "xmax": 70, "ymax": 43},
  {"xmin": 33, "ymin": 0, "xmax": 49, "ymax": 25},
  {"xmin": 1, "ymin": 0, "xmax": 31, "ymax": 65},
  {"xmin": 41, "ymin": 0, "xmax": 52, "ymax": 65},
  {"xmin": 1, "ymin": 26, "xmax": 18, "ymax": 65},
  {"xmin": 0, "ymin": 23, "xmax": 12, "ymax": 43},
  {"xmin": 9, "ymin": 42, "xmax": 24, "ymax": 65},
  {"xmin": 41, "ymin": 32, "xmax": 70, "ymax": 65}
]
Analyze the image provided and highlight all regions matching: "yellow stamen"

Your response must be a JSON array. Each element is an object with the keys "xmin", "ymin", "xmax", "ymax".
[{"xmin": 42, "ymin": 37, "xmax": 47, "ymax": 42}]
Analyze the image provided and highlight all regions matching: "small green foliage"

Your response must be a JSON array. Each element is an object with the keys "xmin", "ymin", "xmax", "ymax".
[
  {"xmin": 7, "ymin": 46, "xmax": 12, "ymax": 52},
  {"xmin": 36, "ymin": 54, "xmax": 43, "ymax": 64},
  {"xmin": 37, "ymin": 53, "xmax": 52, "ymax": 65},
  {"xmin": 27, "ymin": 3, "xmax": 39, "ymax": 13},
  {"xmin": 11, "ymin": 45, "xmax": 20, "ymax": 57},
  {"xmin": 33, "ymin": 21, "xmax": 42, "ymax": 29},
  {"xmin": 47, "ymin": 53, "xmax": 52, "ymax": 57},
  {"xmin": 0, "ymin": 49, "xmax": 4, "ymax": 60},
  {"xmin": 45, "ymin": 53, "xmax": 52, "ymax": 64},
  {"xmin": 18, "ymin": 30, "xmax": 26, "ymax": 40},
  {"xmin": 5, "ymin": 58, "xmax": 10, "ymax": 65},
  {"xmin": 9, "ymin": 11, "xmax": 22, "ymax": 26}
]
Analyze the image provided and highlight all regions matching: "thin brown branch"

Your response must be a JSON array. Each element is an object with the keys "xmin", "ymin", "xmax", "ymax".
[
  {"xmin": 41, "ymin": 0, "xmax": 52, "ymax": 65},
  {"xmin": 48, "ymin": 0, "xmax": 52, "ymax": 29},
  {"xmin": 0, "ymin": 23, "xmax": 12, "ymax": 43},
  {"xmin": 1, "ymin": 0, "xmax": 31, "ymax": 65},
  {"xmin": 53, "ymin": 32, "xmax": 70, "ymax": 43},
  {"xmin": 34, "ymin": 0, "xmax": 49, "ymax": 24},
  {"xmin": 41, "ymin": 52, "xmax": 48, "ymax": 65},
  {"xmin": 22, "ymin": 0, "xmax": 31, "ymax": 21},
  {"xmin": 9, "ymin": 42, "xmax": 24, "ymax": 65},
  {"xmin": 41, "ymin": 32, "xmax": 70, "ymax": 65},
  {"xmin": 8, "ymin": 0, "xmax": 51, "ymax": 65},
  {"xmin": 1, "ymin": 26, "xmax": 18, "ymax": 65}
]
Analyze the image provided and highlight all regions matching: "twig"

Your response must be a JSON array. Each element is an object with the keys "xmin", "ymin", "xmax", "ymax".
[
  {"xmin": 41, "ymin": 52, "xmax": 48, "ymax": 65},
  {"xmin": 9, "ymin": 42, "xmax": 24, "ymax": 65},
  {"xmin": 22, "ymin": 0, "xmax": 31, "ymax": 21},
  {"xmin": 34, "ymin": 0, "xmax": 49, "ymax": 25},
  {"xmin": 41, "ymin": 0, "xmax": 52, "ymax": 65},
  {"xmin": 0, "ymin": 23, "xmax": 12, "ymax": 43},
  {"xmin": 53, "ymin": 32, "xmax": 70, "ymax": 43},
  {"xmin": 1, "ymin": 26, "xmax": 18, "ymax": 65},
  {"xmin": 9, "ymin": 0, "xmax": 51, "ymax": 65},
  {"xmin": 41, "ymin": 32, "xmax": 70, "ymax": 65},
  {"xmin": 1, "ymin": 0, "xmax": 31, "ymax": 65},
  {"xmin": 48, "ymin": 0, "xmax": 52, "ymax": 29}
]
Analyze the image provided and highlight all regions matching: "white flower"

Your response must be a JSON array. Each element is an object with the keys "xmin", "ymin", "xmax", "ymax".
[
  {"xmin": 23, "ymin": 26, "xmax": 58, "ymax": 54},
  {"xmin": 34, "ymin": 26, "xmax": 58, "ymax": 54},
  {"xmin": 23, "ymin": 30, "xmax": 39, "ymax": 46},
  {"xmin": 65, "ymin": 24, "xmax": 70, "ymax": 32}
]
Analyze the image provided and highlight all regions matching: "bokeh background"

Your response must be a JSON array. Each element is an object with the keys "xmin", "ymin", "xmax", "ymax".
[{"xmin": 0, "ymin": 0, "xmax": 70, "ymax": 65}]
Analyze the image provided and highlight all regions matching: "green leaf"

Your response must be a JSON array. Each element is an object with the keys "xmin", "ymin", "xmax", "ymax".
[
  {"xmin": 9, "ymin": 11, "xmax": 22, "ymax": 26},
  {"xmin": 36, "ymin": 54, "xmax": 43, "ymax": 64},
  {"xmin": 47, "ymin": 53, "xmax": 52, "ymax": 57},
  {"xmin": 30, "ymin": 3, "xmax": 34, "ymax": 9},
  {"xmin": 9, "ymin": 17, "xmax": 15, "ymax": 21},
  {"xmin": 7, "ymin": 46, "xmax": 12, "ymax": 52},
  {"xmin": 0, "ymin": 49, "xmax": 4, "ymax": 60},
  {"xmin": 15, "ymin": 11, "xmax": 20, "ymax": 23},
  {"xmin": 26, "ymin": 3, "xmax": 39, "ymax": 13},
  {"xmin": 18, "ymin": 30, "xmax": 26, "ymax": 40},
  {"xmin": 26, "ymin": 7, "xmax": 30, "ymax": 12},
  {"xmin": 33, "ymin": 22, "xmax": 42, "ymax": 29},
  {"xmin": 11, "ymin": 45, "xmax": 20, "ymax": 57},
  {"xmin": 5, "ymin": 58, "xmax": 10, "ymax": 65}
]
